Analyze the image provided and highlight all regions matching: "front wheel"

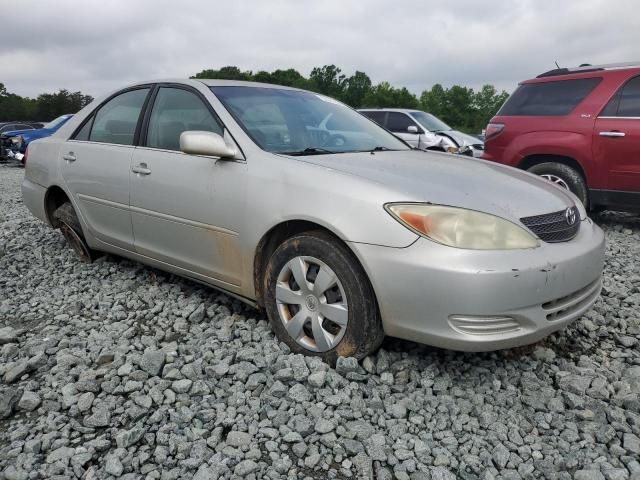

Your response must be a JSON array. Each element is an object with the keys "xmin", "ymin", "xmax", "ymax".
[
  {"xmin": 527, "ymin": 162, "xmax": 588, "ymax": 207},
  {"xmin": 263, "ymin": 231, "xmax": 384, "ymax": 362}
]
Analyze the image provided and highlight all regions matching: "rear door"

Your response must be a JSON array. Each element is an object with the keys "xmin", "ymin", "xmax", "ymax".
[
  {"xmin": 594, "ymin": 75, "xmax": 640, "ymax": 193},
  {"xmin": 129, "ymin": 85, "xmax": 246, "ymax": 288},
  {"xmin": 62, "ymin": 87, "xmax": 151, "ymax": 250}
]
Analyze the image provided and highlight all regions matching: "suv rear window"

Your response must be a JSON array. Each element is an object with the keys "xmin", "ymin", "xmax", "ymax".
[{"xmin": 498, "ymin": 78, "xmax": 601, "ymax": 116}]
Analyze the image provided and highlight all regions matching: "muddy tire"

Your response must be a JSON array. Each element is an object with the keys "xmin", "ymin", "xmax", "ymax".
[
  {"xmin": 264, "ymin": 231, "xmax": 384, "ymax": 363},
  {"xmin": 528, "ymin": 162, "xmax": 588, "ymax": 207},
  {"xmin": 53, "ymin": 202, "xmax": 95, "ymax": 263}
]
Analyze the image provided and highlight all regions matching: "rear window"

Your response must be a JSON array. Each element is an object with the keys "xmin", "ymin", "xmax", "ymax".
[{"xmin": 498, "ymin": 78, "xmax": 601, "ymax": 116}]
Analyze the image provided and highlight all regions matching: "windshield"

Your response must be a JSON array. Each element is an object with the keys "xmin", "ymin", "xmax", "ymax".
[
  {"xmin": 43, "ymin": 115, "xmax": 69, "ymax": 130},
  {"xmin": 409, "ymin": 111, "xmax": 451, "ymax": 132},
  {"xmin": 211, "ymin": 86, "xmax": 408, "ymax": 154}
]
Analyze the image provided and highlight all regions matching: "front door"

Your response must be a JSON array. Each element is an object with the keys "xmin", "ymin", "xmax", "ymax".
[
  {"xmin": 385, "ymin": 112, "xmax": 423, "ymax": 148},
  {"xmin": 593, "ymin": 75, "xmax": 640, "ymax": 193},
  {"xmin": 61, "ymin": 87, "xmax": 151, "ymax": 250},
  {"xmin": 129, "ymin": 86, "xmax": 246, "ymax": 288}
]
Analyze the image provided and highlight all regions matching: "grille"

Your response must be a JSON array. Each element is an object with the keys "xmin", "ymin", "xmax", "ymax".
[
  {"xmin": 542, "ymin": 278, "xmax": 602, "ymax": 322},
  {"xmin": 520, "ymin": 207, "xmax": 580, "ymax": 243}
]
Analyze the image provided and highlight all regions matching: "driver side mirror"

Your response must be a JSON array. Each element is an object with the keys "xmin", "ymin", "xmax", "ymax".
[
  {"xmin": 407, "ymin": 125, "xmax": 420, "ymax": 134},
  {"xmin": 180, "ymin": 131, "xmax": 237, "ymax": 158}
]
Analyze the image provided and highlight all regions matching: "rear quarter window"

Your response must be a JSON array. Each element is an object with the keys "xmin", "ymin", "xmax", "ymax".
[{"xmin": 498, "ymin": 78, "xmax": 601, "ymax": 116}]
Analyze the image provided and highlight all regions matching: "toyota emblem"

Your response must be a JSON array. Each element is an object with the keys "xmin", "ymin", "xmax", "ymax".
[{"xmin": 565, "ymin": 207, "xmax": 577, "ymax": 226}]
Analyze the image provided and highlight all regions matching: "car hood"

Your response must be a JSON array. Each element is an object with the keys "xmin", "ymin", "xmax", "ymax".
[
  {"xmin": 437, "ymin": 130, "xmax": 483, "ymax": 147},
  {"xmin": 2, "ymin": 128, "xmax": 39, "ymax": 138},
  {"xmin": 12, "ymin": 128, "xmax": 53, "ymax": 141},
  {"xmin": 294, "ymin": 150, "xmax": 576, "ymax": 221}
]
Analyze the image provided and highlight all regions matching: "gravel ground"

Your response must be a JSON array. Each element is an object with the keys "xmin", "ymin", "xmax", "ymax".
[{"xmin": 1, "ymin": 164, "xmax": 639, "ymax": 480}]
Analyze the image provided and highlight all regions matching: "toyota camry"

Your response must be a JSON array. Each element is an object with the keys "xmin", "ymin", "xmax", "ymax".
[{"xmin": 22, "ymin": 79, "xmax": 605, "ymax": 361}]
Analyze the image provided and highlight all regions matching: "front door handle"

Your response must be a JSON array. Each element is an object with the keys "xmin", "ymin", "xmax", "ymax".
[
  {"xmin": 132, "ymin": 163, "xmax": 152, "ymax": 175},
  {"xmin": 62, "ymin": 153, "xmax": 76, "ymax": 162},
  {"xmin": 599, "ymin": 131, "xmax": 626, "ymax": 137}
]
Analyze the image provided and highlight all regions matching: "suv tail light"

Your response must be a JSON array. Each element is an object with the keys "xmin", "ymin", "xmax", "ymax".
[{"xmin": 485, "ymin": 123, "xmax": 504, "ymax": 140}]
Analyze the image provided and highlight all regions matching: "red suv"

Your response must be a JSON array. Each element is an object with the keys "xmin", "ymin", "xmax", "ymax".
[{"xmin": 483, "ymin": 62, "xmax": 640, "ymax": 212}]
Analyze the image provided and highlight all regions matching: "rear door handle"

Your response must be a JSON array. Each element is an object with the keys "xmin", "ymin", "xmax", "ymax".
[
  {"xmin": 599, "ymin": 131, "xmax": 626, "ymax": 137},
  {"xmin": 132, "ymin": 163, "xmax": 152, "ymax": 175},
  {"xmin": 62, "ymin": 153, "xmax": 76, "ymax": 162}
]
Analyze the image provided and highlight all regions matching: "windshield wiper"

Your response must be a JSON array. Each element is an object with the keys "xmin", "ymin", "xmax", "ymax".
[{"xmin": 281, "ymin": 147, "xmax": 336, "ymax": 156}]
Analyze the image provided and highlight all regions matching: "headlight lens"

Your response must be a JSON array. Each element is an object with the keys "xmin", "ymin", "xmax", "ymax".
[
  {"xmin": 10, "ymin": 136, "xmax": 23, "ymax": 148},
  {"xmin": 386, "ymin": 203, "xmax": 539, "ymax": 250}
]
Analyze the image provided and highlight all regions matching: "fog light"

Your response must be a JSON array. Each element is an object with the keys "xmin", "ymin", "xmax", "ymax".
[{"xmin": 449, "ymin": 315, "xmax": 521, "ymax": 335}]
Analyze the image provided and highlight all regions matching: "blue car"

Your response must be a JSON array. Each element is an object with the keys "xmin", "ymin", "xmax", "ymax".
[{"xmin": 1, "ymin": 114, "xmax": 73, "ymax": 156}]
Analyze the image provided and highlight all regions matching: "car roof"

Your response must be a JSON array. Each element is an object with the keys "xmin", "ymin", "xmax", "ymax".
[
  {"xmin": 121, "ymin": 78, "xmax": 304, "ymax": 92},
  {"xmin": 527, "ymin": 61, "xmax": 640, "ymax": 83},
  {"xmin": 358, "ymin": 108, "xmax": 420, "ymax": 114}
]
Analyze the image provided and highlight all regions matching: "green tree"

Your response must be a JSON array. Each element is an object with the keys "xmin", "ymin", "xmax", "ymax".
[
  {"xmin": 267, "ymin": 69, "xmax": 309, "ymax": 89},
  {"xmin": 419, "ymin": 84, "xmax": 448, "ymax": 119},
  {"xmin": 473, "ymin": 84, "xmax": 509, "ymax": 130},
  {"xmin": 309, "ymin": 65, "xmax": 345, "ymax": 97},
  {"xmin": 342, "ymin": 71, "xmax": 372, "ymax": 108},
  {"xmin": 188, "ymin": 65, "xmax": 509, "ymax": 132},
  {"xmin": 191, "ymin": 66, "xmax": 253, "ymax": 80},
  {"xmin": 362, "ymin": 82, "xmax": 418, "ymax": 109},
  {"xmin": 35, "ymin": 89, "xmax": 93, "ymax": 121}
]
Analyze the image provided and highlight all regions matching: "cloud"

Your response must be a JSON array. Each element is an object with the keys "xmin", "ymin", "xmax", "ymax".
[{"xmin": 1, "ymin": 0, "xmax": 638, "ymax": 98}]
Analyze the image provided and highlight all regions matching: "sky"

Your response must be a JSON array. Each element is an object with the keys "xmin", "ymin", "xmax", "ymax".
[{"xmin": 1, "ymin": 0, "xmax": 639, "ymax": 99}]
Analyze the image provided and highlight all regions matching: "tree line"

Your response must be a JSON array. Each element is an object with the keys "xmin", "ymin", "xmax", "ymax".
[
  {"xmin": 192, "ymin": 65, "xmax": 510, "ymax": 133},
  {"xmin": 1, "ymin": 66, "xmax": 509, "ymax": 133},
  {"xmin": 0, "ymin": 83, "xmax": 93, "ymax": 123}
]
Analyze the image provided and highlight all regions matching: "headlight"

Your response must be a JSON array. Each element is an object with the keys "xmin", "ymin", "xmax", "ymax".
[
  {"xmin": 385, "ymin": 203, "xmax": 539, "ymax": 250},
  {"xmin": 10, "ymin": 136, "xmax": 23, "ymax": 148}
]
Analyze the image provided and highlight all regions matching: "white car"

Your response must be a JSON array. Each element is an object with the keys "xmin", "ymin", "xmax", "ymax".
[{"xmin": 359, "ymin": 108, "xmax": 484, "ymax": 157}]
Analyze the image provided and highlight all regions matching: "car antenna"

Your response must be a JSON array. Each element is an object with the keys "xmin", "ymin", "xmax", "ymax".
[{"xmin": 554, "ymin": 60, "xmax": 561, "ymax": 69}]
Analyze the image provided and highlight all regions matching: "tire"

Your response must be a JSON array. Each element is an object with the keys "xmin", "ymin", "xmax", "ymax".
[
  {"xmin": 53, "ymin": 202, "xmax": 95, "ymax": 263},
  {"xmin": 527, "ymin": 162, "xmax": 588, "ymax": 207},
  {"xmin": 263, "ymin": 231, "xmax": 384, "ymax": 363}
]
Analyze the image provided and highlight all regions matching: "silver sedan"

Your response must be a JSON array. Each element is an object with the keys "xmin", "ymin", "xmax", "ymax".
[{"xmin": 22, "ymin": 79, "xmax": 605, "ymax": 361}]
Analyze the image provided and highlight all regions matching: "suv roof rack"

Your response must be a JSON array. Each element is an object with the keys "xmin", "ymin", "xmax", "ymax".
[{"xmin": 536, "ymin": 61, "xmax": 640, "ymax": 78}]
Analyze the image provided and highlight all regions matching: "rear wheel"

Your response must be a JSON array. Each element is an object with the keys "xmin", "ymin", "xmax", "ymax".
[
  {"xmin": 264, "ymin": 231, "xmax": 384, "ymax": 362},
  {"xmin": 53, "ymin": 202, "xmax": 95, "ymax": 263},
  {"xmin": 527, "ymin": 162, "xmax": 588, "ymax": 207}
]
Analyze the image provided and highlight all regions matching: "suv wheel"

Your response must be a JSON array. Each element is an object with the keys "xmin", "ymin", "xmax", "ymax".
[
  {"xmin": 528, "ymin": 163, "xmax": 588, "ymax": 207},
  {"xmin": 263, "ymin": 231, "xmax": 384, "ymax": 362}
]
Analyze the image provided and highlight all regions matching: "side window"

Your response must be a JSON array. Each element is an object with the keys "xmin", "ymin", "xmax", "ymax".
[
  {"xmin": 74, "ymin": 118, "xmax": 93, "ymax": 141},
  {"xmin": 617, "ymin": 76, "xmax": 640, "ymax": 117},
  {"xmin": 361, "ymin": 111, "xmax": 386, "ymax": 126},
  {"xmin": 600, "ymin": 91, "xmax": 620, "ymax": 117},
  {"xmin": 147, "ymin": 88, "xmax": 223, "ymax": 151},
  {"xmin": 499, "ymin": 78, "xmax": 601, "ymax": 116},
  {"xmin": 88, "ymin": 88, "xmax": 150, "ymax": 145},
  {"xmin": 386, "ymin": 112, "xmax": 419, "ymax": 133}
]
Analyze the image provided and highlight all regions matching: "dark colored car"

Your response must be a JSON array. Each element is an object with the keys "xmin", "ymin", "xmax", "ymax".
[
  {"xmin": 1, "ymin": 115, "xmax": 73, "ymax": 160},
  {"xmin": 0, "ymin": 121, "xmax": 43, "ymax": 133},
  {"xmin": 483, "ymin": 61, "xmax": 640, "ymax": 212}
]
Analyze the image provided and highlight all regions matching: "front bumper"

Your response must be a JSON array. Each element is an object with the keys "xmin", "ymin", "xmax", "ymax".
[{"xmin": 350, "ymin": 218, "xmax": 605, "ymax": 351}]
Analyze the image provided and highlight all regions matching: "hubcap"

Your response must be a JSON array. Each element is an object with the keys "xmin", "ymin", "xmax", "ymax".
[
  {"xmin": 540, "ymin": 174, "xmax": 570, "ymax": 191},
  {"xmin": 275, "ymin": 256, "xmax": 348, "ymax": 352},
  {"xmin": 60, "ymin": 223, "xmax": 92, "ymax": 263}
]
